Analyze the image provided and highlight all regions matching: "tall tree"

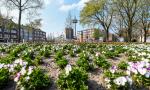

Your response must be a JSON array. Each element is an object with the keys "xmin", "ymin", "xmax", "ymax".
[
  {"xmin": 65, "ymin": 12, "xmax": 73, "ymax": 28},
  {"xmin": 4, "ymin": 0, "xmax": 43, "ymax": 42},
  {"xmin": 113, "ymin": 0, "xmax": 141, "ymax": 42},
  {"xmin": 139, "ymin": 0, "xmax": 150, "ymax": 42},
  {"xmin": 80, "ymin": 0, "xmax": 114, "ymax": 41}
]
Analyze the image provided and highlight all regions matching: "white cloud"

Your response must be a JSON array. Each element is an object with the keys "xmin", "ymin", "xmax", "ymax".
[
  {"xmin": 59, "ymin": 0, "xmax": 90, "ymax": 12},
  {"xmin": 44, "ymin": 0, "xmax": 53, "ymax": 5}
]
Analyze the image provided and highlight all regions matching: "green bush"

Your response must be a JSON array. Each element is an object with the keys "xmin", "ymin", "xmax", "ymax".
[
  {"xmin": 77, "ymin": 58, "xmax": 90, "ymax": 71},
  {"xmin": 94, "ymin": 56, "xmax": 111, "ymax": 69},
  {"xmin": 34, "ymin": 55, "xmax": 43, "ymax": 66},
  {"xmin": 20, "ymin": 68, "xmax": 50, "ymax": 90},
  {"xmin": 69, "ymin": 50, "xmax": 75, "ymax": 57},
  {"xmin": 0, "ymin": 68, "xmax": 10, "ymax": 89},
  {"xmin": 118, "ymin": 61, "xmax": 128, "ymax": 70},
  {"xmin": 56, "ymin": 57, "xmax": 68, "ymax": 69},
  {"xmin": 0, "ymin": 55, "xmax": 15, "ymax": 64},
  {"xmin": 57, "ymin": 67, "xmax": 88, "ymax": 90},
  {"xmin": 55, "ymin": 51, "xmax": 64, "ymax": 60}
]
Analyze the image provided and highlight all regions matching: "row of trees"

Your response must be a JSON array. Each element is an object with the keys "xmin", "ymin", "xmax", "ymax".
[
  {"xmin": 0, "ymin": 12, "xmax": 42, "ymax": 41},
  {"xmin": 80, "ymin": 0, "xmax": 150, "ymax": 42},
  {"xmin": 1, "ymin": 0, "xmax": 43, "ymax": 42}
]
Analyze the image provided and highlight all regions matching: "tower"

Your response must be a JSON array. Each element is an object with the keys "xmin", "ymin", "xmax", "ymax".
[{"xmin": 72, "ymin": 16, "xmax": 78, "ymax": 39}]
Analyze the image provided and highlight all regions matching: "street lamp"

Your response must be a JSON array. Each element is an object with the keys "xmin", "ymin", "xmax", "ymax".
[{"xmin": 72, "ymin": 16, "xmax": 78, "ymax": 39}]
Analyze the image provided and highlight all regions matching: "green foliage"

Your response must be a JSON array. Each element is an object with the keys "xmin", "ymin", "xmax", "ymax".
[
  {"xmin": 118, "ymin": 61, "xmax": 128, "ymax": 70},
  {"xmin": 79, "ymin": 53, "xmax": 89, "ymax": 60},
  {"xmin": 94, "ymin": 56, "xmax": 111, "ymax": 69},
  {"xmin": 69, "ymin": 50, "xmax": 75, "ymax": 57},
  {"xmin": 93, "ymin": 29, "xmax": 101, "ymax": 40},
  {"xmin": 55, "ymin": 51, "xmax": 64, "ymax": 60},
  {"xmin": 77, "ymin": 56, "xmax": 90, "ymax": 71},
  {"xmin": 0, "ymin": 55, "xmax": 15, "ymax": 64},
  {"xmin": 34, "ymin": 55, "xmax": 43, "ymax": 66},
  {"xmin": 128, "ymin": 56, "xmax": 141, "ymax": 61},
  {"xmin": 104, "ymin": 51, "xmax": 119, "ymax": 58},
  {"xmin": 57, "ymin": 67, "xmax": 88, "ymax": 90},
  {"xmin": 80, "ymin": 0, "xmax": 106, "ymax": 25},
  {"xmin": 0, "ymin": 68, "xmax": 10, "ymax": 89},
  {"xmin": 20, "ymin": 68, "xmax": 50, "ymax": 90},
  {"xmin": 39, "ymin": 46, "xmax": 51, "ymax": 58},
  {"xmin": 56, "ymin": 57, "xmax": 68, "ymax": 69},
  {"xmin": 22, "ymin": 50, "xmax": 35, "ymax": 60}
]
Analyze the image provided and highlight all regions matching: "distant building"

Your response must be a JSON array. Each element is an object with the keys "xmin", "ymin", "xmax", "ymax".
[
  {"xmin": 77, "ymin": 29, "xmax": 96, "ymax": 42},
  {"xmin": 65, "ymin": 27, "xmax": 74, "ymax": 40},
  {"xmin": 0, "ymin": 17, "xmax": 46, "ymax": 43},
  {"xmin": 77, "ymin": 28, "xmax": 118, "ymax": 42}
]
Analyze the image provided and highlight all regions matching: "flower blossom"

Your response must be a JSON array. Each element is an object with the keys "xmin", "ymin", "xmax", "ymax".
[{"xmin": 65, "ymin": 64, "xmax": 72, "ymax": 75}]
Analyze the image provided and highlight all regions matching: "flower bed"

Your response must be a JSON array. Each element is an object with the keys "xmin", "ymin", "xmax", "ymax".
[{"xmin": 0, "ymin": 43, "xmax": 150, "ymax": 90}]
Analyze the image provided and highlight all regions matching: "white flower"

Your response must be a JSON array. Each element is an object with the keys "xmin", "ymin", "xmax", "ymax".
[
  {"xmin": 126, "ymin": 70, "xmax": 131, "ymax": 75},
  {"xmin": 126, "ymin": 76, "xmax": 132, "ymax": 85},
  {"xmin": 17, "ymin": 81, "xmax": 21, "ymax": 85},
  {"xmin": 0, "ymin": 64, "xmax": 4, "ymax": 69},
  {"xmin": 21, "ymin": 87, "xmax": 25, "ymax": 90},
  {"xmin": 14, "ymin": 59, "xmax": 21, "ymax": 64},
  {"xmin": 106, "ymin": 84, "xmax": 111, "ymax": 89},
  {"xmin": 65, "ymin": 64, "xmax": 72, "ymax": 75},
  {"xmin": 95, "ymin": 52, "xmax": 100, "ymax": 57},
  {"xmin": 25, "ymin": 76, "xmax": 30, "ymax": 81},
  {"xmin": 145, "ymin": 72, "xmax": 150, "ymax": 78},
  {"xmin": 9, "ymin": 66, "xmax": 14, "ymax": 72},
  {"xmin": 20, "ymin": 67, "xmax": 26, "ymax": 75},
  {"xmin": 14, "ymin": 77, "xmax": 19, "ymax": 82},
  {"xmin": 138, "ymin": 67, "xmax": 147, "ymax": 75},
  {"xmin": 27, "ymin": 66, "xmax": 34, "ymax": 75},
  {"xmin": 113, "ymin": 77, "xmax": 127, "ymax": 86},
  {"xmin": 105, "ymin": 78, "xmax": 110, "ymax": 83}
]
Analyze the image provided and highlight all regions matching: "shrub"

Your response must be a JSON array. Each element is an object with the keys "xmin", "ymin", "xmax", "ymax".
[
  {"xmin": 0, "ymin": 68, "xmax": 10, "ymax": 89},
  {"xmin": 57, "ymin": 67, "xmax": 88, "ymax": 90},
  {"xmin": 118, "ymin": 61, "xmax": 128, "ymax": 70},
  {"xmin": 94, "ymin": 56, "xmax": 111, "ymax": 69},
  {"xmin": 77, "ymin": 58, "xmax": 90, "ymax": 71},
  {"xmin": 19, "ymin": 68, "xmax": 50, "ymax": 90},
  {"xmin": 0, "ymin": 55, "xmax": 15, "ymax": 64},
  {"xmin": 55, "ymin": 51, "xmax": 64, "ymax": 60},
  {"xmin": 69, "ymin": 50, "xmax": 75, "ymax": 57},
  {"xmin": 34, "ymin": 55, "xmax": 43, "ymax": 66},
  {"xmin": 56, "ymin": 57, "xmax": 68, "ymax": 69}
]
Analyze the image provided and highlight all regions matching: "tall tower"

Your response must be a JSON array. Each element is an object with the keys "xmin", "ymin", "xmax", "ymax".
[{"xmin": 72, "ymin": 16, "xmax": 78, "ymax": 39}]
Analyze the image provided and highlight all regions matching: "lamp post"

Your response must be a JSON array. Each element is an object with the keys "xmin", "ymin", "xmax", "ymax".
[{"xmin": 72, "ymin": 16, "xmax": 78, "ymax": 39}]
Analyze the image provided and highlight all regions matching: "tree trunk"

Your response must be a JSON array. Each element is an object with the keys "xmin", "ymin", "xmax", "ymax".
[
  {"xmin": 28, "ymin": 29, "xmax": 29, "ymax": 41},
  {"xmin": 144, "ymin": 27, "xmax": 147, "ymax": 43},
  {"xmin": 128, "ymin": 25, "xmax": 132, "ymax": 42},
  {"xmin": 18, "ymin": 0, "xmax": 22, "ymax": 43},
  {"xmin": 106, "ymin": 29, "xmax": 109, "ymax": 42}
]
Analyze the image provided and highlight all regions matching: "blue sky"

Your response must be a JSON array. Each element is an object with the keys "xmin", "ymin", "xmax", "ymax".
[
  {"xmin": 0, "ymin": 0, "xmax": 90, "ymax": 36},
  {"xmin": 41, "ymin": 0, "xmax": 89, "ymax": 36}
]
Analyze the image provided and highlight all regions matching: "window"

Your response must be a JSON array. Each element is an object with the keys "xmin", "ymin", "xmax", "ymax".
[
  {"xmin": 4, "ymin": 34, "xmax": 9, "ymax": 38},
  {"xmin": 0, "ymin": 34, "xmax": 2, "ymax": 38}
]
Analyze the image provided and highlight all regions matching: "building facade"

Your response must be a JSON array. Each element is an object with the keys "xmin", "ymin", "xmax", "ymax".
[
  {"xmin": 0, "ymin": 18, "xmax": 46, "ymax": 43},
  {"xmin": 65, "ymin": 27, "xmax": 74, "ymax": 40},
  {"xmin": 77, "ymin": 29, "xmax": 118, "ymax": 42}
]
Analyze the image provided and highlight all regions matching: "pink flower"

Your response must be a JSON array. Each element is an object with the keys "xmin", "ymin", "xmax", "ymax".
[{"xmin": 14, "ymin": 73, "xmax": 21, "ymax": 82}]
